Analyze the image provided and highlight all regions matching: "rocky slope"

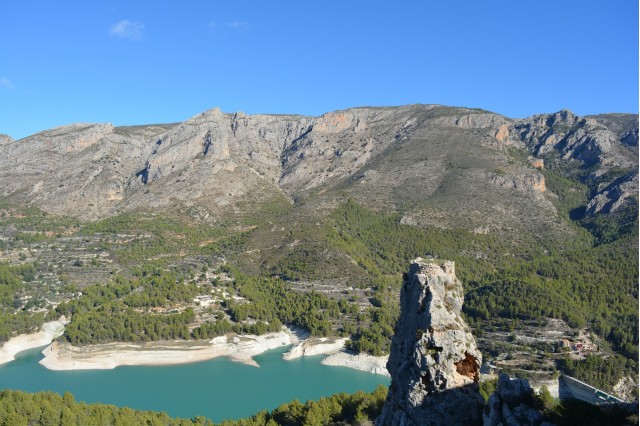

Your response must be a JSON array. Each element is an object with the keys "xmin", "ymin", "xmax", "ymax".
[
  {"xmin": 513, "ymin": 109, "xmax": 634, "ymax": 168},
  {"xmin": 512, "ymin": 109, "xmax": 638, "ymax": 217},
  {"xmin": 0, "ymin": 123, "xmax": 171, "ymax": 219},
  {"xmin": 483, "ymin": 374, "xmax": 551, "ymax": 426},
  {"xmin": 0, "ymin": 134, "xmax": 12, "ymax": 145},
  {"xmin": 0, "ymin": 104, "xmax": 636, "ymax": 239},
  {"xmin": 377, "ymin": 258, "xmax": 484, "ymax": 426},
  {"xmin": 587, "ymin": 113, "xmax": 639, "ymax": 149}
]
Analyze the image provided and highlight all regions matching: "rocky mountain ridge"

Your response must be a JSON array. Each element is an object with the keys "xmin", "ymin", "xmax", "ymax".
[
  {"xmin": 513, "ymin": 109, "xmax": 638, "ymax": 216},
  {"xmin": 0, "ymin": 105, "xmax": 636, "ymax": 239}
]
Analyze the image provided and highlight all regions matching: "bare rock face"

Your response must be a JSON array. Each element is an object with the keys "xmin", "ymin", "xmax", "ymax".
[
  {"xmin": 483, "ymin": 374, "xmax": 551, "ymax": 426},
  {"xmin": 587, "ymin": 113, "xmax": 639, "ymax": 148},
  {"xmin": 0, "ymin": 134, "xmax": 13, "ymax": 145},
  {"xmin": 377, "ymin": 259, "xmax": 484, "ymax": 426},
  {"xmin": 586, "ymin": 170, "xmax": 639, "ymax": 215},
  {"xmin": 513, "ymin": 109, "xmax": 633, "ymax": 168},
  {"xmin": 0, "ymin": 104, "xmax": 635, "ymax": 230},
  {"xmin": 125, "ymin": 108, "xmax": 312, "ymax": 215},
  {"xmin": 431, "ymin": 112, "xmax": 510, "ymax": 131},
  {"xmin": 620, "ymin": 126, "xmax": 639, "ymax": 147},
  {"xmin": 491, "ymin": 172, "xmax": 546, "ymax": 194},
  {"xmin": 0, "ymin": 123, "xmax": 157, "ymax": 220},
  {"xmin": 513, "ymin": 109, "xmax": 638, "ymax": 216}
]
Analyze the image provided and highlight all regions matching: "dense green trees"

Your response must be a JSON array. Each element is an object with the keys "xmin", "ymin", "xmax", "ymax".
[
  {"xmin": 464, "ymin": 233, "xmax": 638, "ymax": 360},
  {"xmin": 0, "ymin": 311, "xmax": 45, "ymax": 343},
  {"xmin": 323, "ymin": 200, "xmax": 638, "ymax": 361},
  {"xmin": 0, "ymin": 264, "xmax": 35, "ymax": 309},
  {"xmin": 62, "ymin": 308, "xmax": 195, "ymax": 344},
  {"xmin": 0, "ymin": 390, "xmax": 212, "ymax": 426},
  {"xmin": 0, "ymin": 387, "xmax": 385, "ymax": 426},
  {"xmin": 50, "ymin": 264, "xmax": 347, "ymax": 344},
  {"xmin": 559, "ymin": 354, "xmax": 635, "ymax": 395},
  {"xmin": 52, "ymin": 270, "xmax": 199, "ymax": 344},
  {"xmin": 226, "ymin": 273, "xmax": 338, "ymax": 337},
  {"xmin": 217, "ymin": 385, "xmax": 388, "ymax": 426},
  {"xmin": 0, "ymin": 264, "xmax": 44, "ymax": 343}
]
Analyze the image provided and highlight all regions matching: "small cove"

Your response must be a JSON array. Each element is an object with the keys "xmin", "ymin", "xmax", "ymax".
[{"xmin": 0, "ymin": 345, "xmax": 389, "ymax": 423}]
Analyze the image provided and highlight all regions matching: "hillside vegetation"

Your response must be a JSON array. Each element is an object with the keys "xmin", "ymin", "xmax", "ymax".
[{"xmin": 0, "ymin": 105, "xmax": 637, "ymax": 407}]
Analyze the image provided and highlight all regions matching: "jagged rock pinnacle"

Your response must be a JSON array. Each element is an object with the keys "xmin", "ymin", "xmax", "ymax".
[{"xmin": 377, "ymin": 258, "xmax": 484, "ymax": 426}]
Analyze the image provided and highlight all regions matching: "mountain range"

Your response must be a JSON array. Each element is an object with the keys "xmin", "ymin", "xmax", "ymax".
[{"xmin": 0, "ymin": 105, "xmax": 636, "ymax": 247}]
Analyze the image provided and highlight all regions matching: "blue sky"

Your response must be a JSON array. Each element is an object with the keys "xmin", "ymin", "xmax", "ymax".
[{"xmin": 1, "ymin": 0, "xmax": 637, "ymax": 139}]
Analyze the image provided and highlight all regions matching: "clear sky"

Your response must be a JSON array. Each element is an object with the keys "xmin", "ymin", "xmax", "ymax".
[{"xmin": 1, "ymin": 0, "xmax": 637, "ymax": 139}]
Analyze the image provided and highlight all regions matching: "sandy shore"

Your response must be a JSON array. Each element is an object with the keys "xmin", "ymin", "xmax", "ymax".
[
  {"xmin": 283, "ymin": 337, "xmax": 347, "ymax": 360},
  {"xmin": 322, "ymin": 352, "xmax": 390, "ymax": 377},
  {"xmin": 40, "ymin": 329, "xmax": 297, "ymax": 370},
  {"xmin": 0, "ymin": 320, "xmax": 66, "ymax": 365}
]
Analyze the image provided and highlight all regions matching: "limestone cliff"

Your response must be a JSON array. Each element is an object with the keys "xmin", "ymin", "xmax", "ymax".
[
  {"xmin": 512, "ymin": 110, "xmax": 631, "ymax": 167},
  {"xmin": 512, "ymin": 109, "xmax": 638, "ymax": 216},
  {"xmin": 0, "ymin": 105, "xmax": 635, "ymax": 233},
  {"xmin": 586, "ymin": 170, "xmax": 638, "ymax": 215},
  {"xmin": 377, "ymin": 259, "xmax": 484, "ymax": 426}
]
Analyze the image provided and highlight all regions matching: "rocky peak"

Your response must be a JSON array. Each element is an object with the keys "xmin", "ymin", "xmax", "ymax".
[
  {"xmin": 377, "ymin": 258, "xmax": 484, "ymax": 426},
  {"xmin": 0, "ymin": 104, "xmax": 635, "ymax": 224},
  {"xmin": 548, "ymin": 109, "xmax": 578, "ymax": 126},
  {"xmin": 513, "ymin": 109, "xmax": 634, "ymax": 168},
  {"xmin": 140, "ymin": 108, "xmax": 312, "ymax": 185},
  {"xmin": 33, "ymin": 123, "xmax": 115, "ymax": 153},
  {"xmin": 483, "ymin": 374, "xmax": 552, "ymax": 426},
  {"xmin": 512, "ymin": 109, "xmax": 638, "ymax": 217},
  {"xmin": 586, "ymin": 113, "xmax": 639, "ymax": 148}
]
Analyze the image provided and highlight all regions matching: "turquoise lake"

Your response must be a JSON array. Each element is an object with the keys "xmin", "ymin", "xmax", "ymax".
[{"xmin": 0, "ymin": 345, "xmax": 389, "ymax": 423}]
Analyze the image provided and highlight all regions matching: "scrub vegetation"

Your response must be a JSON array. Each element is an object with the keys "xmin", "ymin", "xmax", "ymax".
[
  {"xmin": 1, "ymin": 385, "xmax": 637, "ymax": 426},
  {"xmin": 0, "ymin": 128, "xmax": 637, "ymax": 422}
]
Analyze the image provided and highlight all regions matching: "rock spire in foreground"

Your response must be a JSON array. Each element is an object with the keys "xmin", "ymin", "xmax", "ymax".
[{"xmin": 377, "ymin": 258, "xmax": 484, "ymax": 426}]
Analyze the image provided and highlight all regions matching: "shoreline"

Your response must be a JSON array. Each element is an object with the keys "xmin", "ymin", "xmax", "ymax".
[
  {"xmin": 39, "ymin": 328, "xmax": 298, "ymax": 370},
  {"xmin": 322, "ymin": 352, "xmax": 390, "ymax": 377},
  {"xmin": 3, "ymin": 323, "xmax": 389, "ymax": 377},
  {"xmin": 283, "ymin": 336, "xmax": 347, "ymax": 360},
  {"xmin": 282, "ymin": 336, "xmax": 390, "ymax": 377},
  {"xmin": 0, "ymin": 320, "xmax": 66, "ymax": 365}
]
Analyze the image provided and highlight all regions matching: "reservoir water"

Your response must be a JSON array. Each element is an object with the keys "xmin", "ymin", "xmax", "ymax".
[{"xmin": 0, "ymin": 346, "xmax": 389, "ymax": 423}]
